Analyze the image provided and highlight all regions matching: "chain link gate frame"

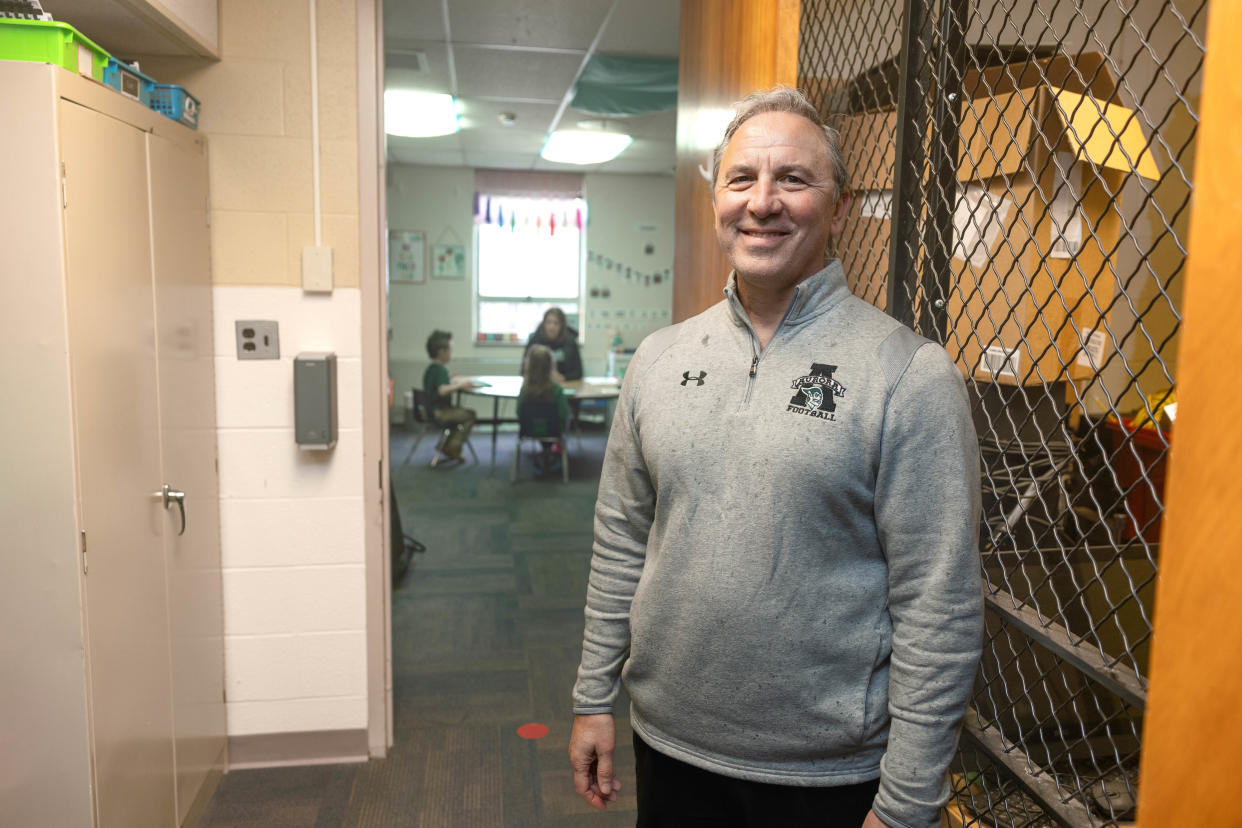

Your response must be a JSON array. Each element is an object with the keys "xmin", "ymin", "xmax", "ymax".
[{"xmin": 798, "ymin": 0, "xmax": 1207, "ymax": 825}]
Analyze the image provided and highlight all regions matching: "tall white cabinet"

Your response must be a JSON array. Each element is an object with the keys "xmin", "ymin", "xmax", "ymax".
[{"xmin": 0, "ymin": 62, "xmax": 225, "ymax": 826}]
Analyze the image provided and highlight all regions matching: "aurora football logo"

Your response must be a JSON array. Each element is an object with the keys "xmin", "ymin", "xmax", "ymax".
[{"xmin": 787, "ymin": 363, "xmax": 846, "ymax": 421}]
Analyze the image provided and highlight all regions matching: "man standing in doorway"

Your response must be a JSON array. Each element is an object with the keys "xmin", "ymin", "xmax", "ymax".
[{"xmin": 568, "ymin": 88, "xmax": 983, "ymax": 828}]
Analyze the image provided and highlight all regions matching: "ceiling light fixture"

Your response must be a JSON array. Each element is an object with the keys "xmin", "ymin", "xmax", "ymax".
[
  {"xmin": 384, "ymin": 90, "xmax": 459, "ymax": 137},
  {"xmin": 540, "ymin": 130, "xmax": 633, "ymax": 165}
]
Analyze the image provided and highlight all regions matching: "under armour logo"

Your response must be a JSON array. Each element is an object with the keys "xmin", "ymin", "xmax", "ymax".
[{"xmin": 681, "ymin": 370, "xmax": 707, "ymax": 386}]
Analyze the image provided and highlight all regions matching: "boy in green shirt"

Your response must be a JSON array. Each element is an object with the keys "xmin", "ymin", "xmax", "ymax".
[{"xmin": 422, "ymin": 330, "xmax": 477, "ymax": 465}]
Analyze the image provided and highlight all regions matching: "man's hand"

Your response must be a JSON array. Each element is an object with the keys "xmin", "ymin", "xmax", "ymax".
[
  {"xmin": 568, "ymin": 713, "xmax": 621, "ymax": 810},
  {"xmin": 862, "ymin": 808, "xmax": 891, "ymax": 828}
]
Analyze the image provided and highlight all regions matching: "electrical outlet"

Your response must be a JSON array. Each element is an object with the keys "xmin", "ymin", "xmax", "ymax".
[{"xmin": 235, "ymin": 320, "xmax": 280, "ymax": 360}]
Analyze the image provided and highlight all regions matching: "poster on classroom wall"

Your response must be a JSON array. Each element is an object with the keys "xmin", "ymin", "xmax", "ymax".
[
  {"xmin": 389, "ymin": 230, "xmax": 426, "ymax": 284},
  {"xmin": 432, "ymin": 244, "xmax": 466, "ymax": 279}
]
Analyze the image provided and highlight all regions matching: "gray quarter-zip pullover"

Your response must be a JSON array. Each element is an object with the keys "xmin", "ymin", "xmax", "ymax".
[{"xmin": 572, "ymin": 260, "xmax": 983, "ymax": 828}]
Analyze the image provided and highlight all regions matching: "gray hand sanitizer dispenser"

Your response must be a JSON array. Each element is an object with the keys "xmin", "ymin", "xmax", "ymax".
[{"xmin": 294, "ymin": 352, "xmax": 337, "ymax": 449}]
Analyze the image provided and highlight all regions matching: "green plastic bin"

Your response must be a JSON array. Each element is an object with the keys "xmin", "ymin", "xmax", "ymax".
[{"xmin": 0, "ymin": 18, "xmax": 110, "ymax": 82}]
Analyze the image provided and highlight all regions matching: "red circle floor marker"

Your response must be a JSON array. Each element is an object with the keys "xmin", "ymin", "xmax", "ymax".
[{"xmin": 517, "ymin": 723, "xmax": 549, "ymax": 740}]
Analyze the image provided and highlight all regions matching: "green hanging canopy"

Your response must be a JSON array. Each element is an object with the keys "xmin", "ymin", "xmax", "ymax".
[{"xmin": 570, "ymin": 53, "xmax": 678, "ymax": 116}]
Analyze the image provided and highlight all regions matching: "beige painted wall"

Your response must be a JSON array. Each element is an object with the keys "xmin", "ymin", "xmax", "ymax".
[
  {"xmin": 161, "ymin": 0, "xmax": 220, "ymax": 48},
  {"xmin": 139, "ymin": 0, "xmax": 360, "ymax": 290},
  {"xmin": 580, "ymin": 173, "xmax": 676, "ymax": 368},
  {"xmin": 386, "ymin": 164, "xmax": 478, "ymax": 393}
]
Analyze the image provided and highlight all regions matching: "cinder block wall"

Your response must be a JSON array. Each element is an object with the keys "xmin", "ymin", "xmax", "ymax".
[{"xmin": 138, "ymin": 0, "xmax": 369, "ymax": 748}]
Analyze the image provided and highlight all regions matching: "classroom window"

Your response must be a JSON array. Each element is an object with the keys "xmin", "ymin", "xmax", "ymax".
[{"xmin": 474, "ymin": 196, "xmax": 585, "ymax": 343}]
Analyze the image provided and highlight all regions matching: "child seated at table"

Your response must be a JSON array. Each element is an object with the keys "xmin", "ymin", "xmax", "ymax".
[
  {"xmin": 518, "ymin": 344, "xmax": 571, "ymax": 474},
  {"xmin": 423, "ymin": 329, "xmax": 476, "ymax": 465}
]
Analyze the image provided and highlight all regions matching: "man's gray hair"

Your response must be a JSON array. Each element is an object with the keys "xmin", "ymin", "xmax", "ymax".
[{"xmin": 711, "ymin": 87, "xmax": 850, "ymax": 201}]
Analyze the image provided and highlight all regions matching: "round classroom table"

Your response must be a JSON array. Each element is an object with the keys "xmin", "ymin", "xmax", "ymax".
[{"xmin": 460, "ymin": 375, "xmax": 621, "ymax": 466}]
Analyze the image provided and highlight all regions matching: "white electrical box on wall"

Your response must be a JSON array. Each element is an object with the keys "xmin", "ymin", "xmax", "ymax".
[{"xmin": 302, "ymin": 245, "xmax": 333, "ymax": 292}]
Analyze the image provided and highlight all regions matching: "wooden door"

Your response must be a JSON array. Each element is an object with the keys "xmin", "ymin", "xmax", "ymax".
[
  {"xmin": 1136, "ymin": 1, "xmax": 1242, "ymax": 821},
  {"xmin": 147, "ymin": 132, "xmax": 227, "ymax": 822},
  {"xmin": 674, "ymin": 0, "xmax": 802, "ymax": 320},
  {"xmin": 59, "ymin": 99, "xmax": 177, "ymax": 828}
]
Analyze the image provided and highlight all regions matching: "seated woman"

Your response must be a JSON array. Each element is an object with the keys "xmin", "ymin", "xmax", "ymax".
[
  {"xmin": 422, "ymin": 329, "xmax": 476, "ymax": 465},
  {"xmin": 524, "ymin": 307, "xmax": 582, "ymax": 382},
  {"xmin": 519, "ymin": 344, "xmax": 571, "ymax": 473}
]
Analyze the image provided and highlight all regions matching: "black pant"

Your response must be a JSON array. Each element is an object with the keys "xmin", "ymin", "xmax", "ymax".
[{"xmin": 633, "ymin": 732, "xmax": 880, "ymax": 828}]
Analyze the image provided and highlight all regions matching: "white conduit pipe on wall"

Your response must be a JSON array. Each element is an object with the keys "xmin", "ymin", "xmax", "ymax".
[{"xmin": 309, "ymin": 0, "xmax": 322, "ymax": 246}]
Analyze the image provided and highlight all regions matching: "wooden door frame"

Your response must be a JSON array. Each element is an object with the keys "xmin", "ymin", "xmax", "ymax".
[
  {"xmin": 1135, "ymin": 1, "xmax": 1242, "ymax": 822},
  {"xmin": 357, "ymin": 0, "xmax": 392, "ymax": 757},
  {"xmin": 673, "ymin": 0, "xmax": 802, "ymax": 322}
]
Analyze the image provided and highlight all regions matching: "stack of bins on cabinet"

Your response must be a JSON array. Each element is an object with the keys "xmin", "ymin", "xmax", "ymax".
[
  {"xmin": 0, "ymin": 16, "xmax": 200, "ymax": 128},
  {"xmin": 0, "ymin": 62, "xmax": 225, "ymax": 827}
]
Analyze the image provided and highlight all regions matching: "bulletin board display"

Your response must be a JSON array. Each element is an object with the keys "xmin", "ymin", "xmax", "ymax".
[
  {"xmin": 432, "ymin": 243, "xmax": 466, "ymax": 279},
  {"xmin": 389, "ymin": 229, "xmax": 426, "ymax": 284}
]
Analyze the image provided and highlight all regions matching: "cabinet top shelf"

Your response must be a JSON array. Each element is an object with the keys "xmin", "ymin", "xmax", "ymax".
[{"xmin": 38, "ymin": 0, "xmax": 219, "ymax": 60}]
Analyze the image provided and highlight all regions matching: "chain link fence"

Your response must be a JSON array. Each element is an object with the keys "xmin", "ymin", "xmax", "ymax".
[{"xmin": 799, "ymin": 0, "xmax": 1207, "ymax": 824}]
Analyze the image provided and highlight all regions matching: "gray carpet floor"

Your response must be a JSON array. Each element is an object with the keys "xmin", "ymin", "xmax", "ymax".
[{"xmin": 192, "ymin": 424, "xmax": 637, "ymax": 827}]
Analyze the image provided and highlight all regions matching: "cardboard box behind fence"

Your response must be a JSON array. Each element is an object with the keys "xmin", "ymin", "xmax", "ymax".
[{"xmin": 835, "ymin": 52, "xmax": 1160, "ymax": 386}]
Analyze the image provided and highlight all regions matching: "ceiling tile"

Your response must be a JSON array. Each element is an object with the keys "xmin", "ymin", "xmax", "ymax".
[
  {"xmin": 384, "ymin": 0, "xmax": 446, "ymax": 43},
  {"xmin": 618, "ymin": 137, "xmax": 677, "ymax": 161},
  {"xmin": 385, "ymin": 39, "xmax": 453, "ymax": 93},
  {"xmin": 448, "ymin": 0, "xmax": 615, "ymax": 50},
  {"xmin": 453, "ymin": 48, "xmax": 582, "ymax": 100},
  {"xmin": 383, "ymin": 0, "xmax": 681, "ymax": 175},
  {"xmin": 627, "ymin": 110, "xmax": 679, "ymax": 138},
  {"xmin": 535, "ymin": 156, "xmax": 672, "ymax": 175},
  {"xmin": 595, "ymin": 0, "xmax": 682, "ymax": 57},
  {"xmin": 457, "ymin": 98, "xmax": 559, "ymax": 133},
  {"xmin": 386, "ymin": 133, "xmax": 463, "ymax": 154},
  {"xmin": 389, "ymin": 148, "xmax": 468, "ymax": 167},
  {"xmin": 564, "ymin": 108, "xmax": 677, "ymax": 139},
  {"xmin": 459, "ymin": 129, "xmax": 547, "ymax": 154},
  {"xmin": 592, "ymin": 158, "xmax": 677, "ymax": 175}
]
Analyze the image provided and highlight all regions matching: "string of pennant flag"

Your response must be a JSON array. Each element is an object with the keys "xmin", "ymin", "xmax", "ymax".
[
  {"xmin": 472, "ymin": 192, "xmax": 671, "ymax": 286},
  {"xmin": 586, "ymin": 251, "xmax": 671, "ymax": 287},
  {"xmin": 473, "ymin": 193, "xmax": 586, "ymax": 234}
]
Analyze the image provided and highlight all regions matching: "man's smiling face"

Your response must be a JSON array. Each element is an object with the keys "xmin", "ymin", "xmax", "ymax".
[{"xmin": 713, "ymin": 111, "xmax": 850, "ymax": 292}]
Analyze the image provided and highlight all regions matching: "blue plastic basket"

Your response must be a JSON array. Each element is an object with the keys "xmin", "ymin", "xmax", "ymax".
[
  {"xmin": 149, "ymin": 83, "xmax": 200, "ymax": 129},
  {"xmin": 102, "ymin": 58, "xmax": 156, "ymax": 106}
]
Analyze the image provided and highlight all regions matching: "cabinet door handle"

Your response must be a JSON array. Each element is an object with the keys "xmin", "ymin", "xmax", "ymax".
[{"xmin": 156, "ymin": 483, "xmax": 187, "ymax": 536}]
